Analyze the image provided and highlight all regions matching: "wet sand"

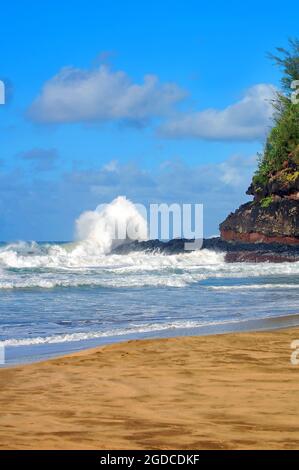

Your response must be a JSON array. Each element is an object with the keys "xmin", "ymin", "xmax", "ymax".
[{"xmin": 0, "ymin": 327, "xmax": 299, "ymax": 449}]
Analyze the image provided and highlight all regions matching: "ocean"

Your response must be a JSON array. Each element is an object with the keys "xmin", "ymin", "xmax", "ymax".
[{"xmin": 0, "ymin": 197, "xmax": 299, "ymax": 365}]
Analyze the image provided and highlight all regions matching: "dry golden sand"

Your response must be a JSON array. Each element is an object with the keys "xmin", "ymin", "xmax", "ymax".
[{"xmin": 0, "ymin": 328, "xmax": 299, "ymax": 450}]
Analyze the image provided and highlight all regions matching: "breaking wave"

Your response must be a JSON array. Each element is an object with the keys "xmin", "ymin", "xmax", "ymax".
[
  {"xmin": 207, "ymin": 284, "xmax": 299, "ymax": 290},
  {"xmin": 0, "ymin": 196, "xmax": 148, "ymax": 269}
]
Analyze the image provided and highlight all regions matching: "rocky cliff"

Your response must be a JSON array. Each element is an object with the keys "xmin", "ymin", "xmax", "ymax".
[
  {"xmin": 220, "ymin": 158, "xmax": 299, "ymax": 245},
  {"xmin": 220, "ymin": 39, "xmax": 299, "ymax": 247}
]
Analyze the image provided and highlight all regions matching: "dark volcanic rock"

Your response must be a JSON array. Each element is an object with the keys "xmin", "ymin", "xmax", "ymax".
[
  {"xmin": 220, "ymin": 161, "xmax": 299, "ymax": 245},
  {"xmin": 112, "ymin": 237, "xmax": 299, "ymax": 263},
  {"xmin": 220, "ymin": 199, "xmax": 299, "ymax": 245},
  {"xmin": 225, "ymin": 251, "xmax": 297, "ymax": 263}
]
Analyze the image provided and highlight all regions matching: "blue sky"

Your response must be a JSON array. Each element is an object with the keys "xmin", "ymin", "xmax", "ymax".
[{"xmin": 0, "ymin": 0, "xmax": 298, "ymax": 240}]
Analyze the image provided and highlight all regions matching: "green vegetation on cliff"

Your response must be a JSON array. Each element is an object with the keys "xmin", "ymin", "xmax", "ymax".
[
  {"xmin": 220, "ymin": 40, "xmax": 299, "ymax": 244},
  {"xmin": 253, "ymin": 39, "xmax": 299, "ymax": 188}
]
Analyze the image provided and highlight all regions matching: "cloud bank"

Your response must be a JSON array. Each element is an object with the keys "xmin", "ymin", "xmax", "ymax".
[
  {"xmin": 159, "ymin": 84, "xmax": 276, "ymax": 141},
  {"xmin": 28, "ymin": 60, "xmax": 276, "ymax": 142},
  {"xmin": 28, "ymin": 65, "xmax": 186, "ymax": 124}
]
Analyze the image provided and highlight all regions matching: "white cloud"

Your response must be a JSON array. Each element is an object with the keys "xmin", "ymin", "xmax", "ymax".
[
  {"xmin": 159, "ymin": 84, "xmax": 276, "ymax": 141},
  {"xmin": 28, "ymin": 65, "xmax": 186, "ymax": 124},
  {"xmin": 218, "ymin": 155, "xmax": 257, "ymax": 188}
]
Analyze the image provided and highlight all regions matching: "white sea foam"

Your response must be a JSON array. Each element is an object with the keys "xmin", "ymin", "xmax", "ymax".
[
  {"xmin": 0, "ymin": 244, "xmax": 298, "ymax": 291},
  {"xmin": 207, "ymin": 284, "xmax": 299, "ymax": 290},
  {"xmin": 0, "ymin": 229, "xmax": 226, "ymax": 274},
  {"xmin": 0, "ymin": 272, "xmax": 207, "ymax": 289}
]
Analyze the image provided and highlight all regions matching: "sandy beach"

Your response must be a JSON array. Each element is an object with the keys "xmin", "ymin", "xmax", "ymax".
[{"xmin": 0, "ymin": 327, "xmax": 299, "ymax": 450}]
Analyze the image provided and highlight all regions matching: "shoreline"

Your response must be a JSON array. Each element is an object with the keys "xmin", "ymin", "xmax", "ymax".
[
  {"xmin": 0, "ymin": 326, "xmax": 299, "ymax": 449},
  {"xmin": 3, "ymin": 311, "xmax": 299, "ymax": 367}
]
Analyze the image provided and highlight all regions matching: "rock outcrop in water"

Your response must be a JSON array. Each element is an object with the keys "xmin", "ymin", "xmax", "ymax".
[{"xmin": 113, "ymin": 237, "xmax": 299, "ymax": 263}]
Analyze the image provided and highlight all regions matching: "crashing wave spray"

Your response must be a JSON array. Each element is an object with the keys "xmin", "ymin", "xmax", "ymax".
[
  {"xmin": 0, "ymin": 197, "xmax": 148, "ymax": 268},
  {"xmin": 74, "ymin": 196, "xmax": 148, "ymax": 255}
]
